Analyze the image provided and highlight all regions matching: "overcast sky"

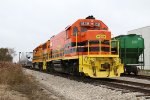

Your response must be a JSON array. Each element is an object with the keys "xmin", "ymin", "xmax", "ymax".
[{"xmin": 0, "ymin": 0, "xmax": 150, "ymax": 61}]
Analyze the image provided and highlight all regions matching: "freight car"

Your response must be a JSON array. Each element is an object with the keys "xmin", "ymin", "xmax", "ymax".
[
  {"xmin": 112, "ymin": 34, "xmax": 144, "ymax": 75},
  {"xmin": 32, "ymin": 16, "xmax": 124, "ymax": 78},
  {"xmin": 19, "ymin": 52, "xmax": 33, "ymax": 67}
]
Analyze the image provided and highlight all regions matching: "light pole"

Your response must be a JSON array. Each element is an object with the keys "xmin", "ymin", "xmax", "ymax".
[{"xmin": 19, "ymin": 52, "xmax": 21, "ymax": 64}]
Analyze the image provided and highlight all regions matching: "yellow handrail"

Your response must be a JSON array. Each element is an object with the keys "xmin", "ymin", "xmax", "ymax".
[
  {"xmin": 117, "ymin": 40, "xmax": 119, "ymax": 55},
  {"xmin": 99, "ymin": 40, "xmax": 101, "ymax": 54},
  {"xmin": 110, "ymin": 40, "xmax": 111, "ymax": 54},
  {"xmin": 111, "ymin": 40, "xmax": 119, "ymax": 55},
  {"xmin": 76, "ymin": 32, "xmax": 78, "ymax": 48},
  {"xmin": 88, "ymin": 40, "xmax": 89, "ymax": 55}
]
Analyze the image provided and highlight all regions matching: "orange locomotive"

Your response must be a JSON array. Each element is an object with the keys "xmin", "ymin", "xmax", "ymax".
[{"xmin": 32, "ymin": 16, "xmax": 124, "ymax": 78}]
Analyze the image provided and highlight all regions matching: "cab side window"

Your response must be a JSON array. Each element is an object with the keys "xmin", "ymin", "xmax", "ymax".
[
  {"xmin": 81, "ymin": 27, "xmax": 88, "ymax": 32},
  {"xmin": 66, "ymin": 30, "xmax": 69, "ymax": 39},
  {"xmin": 73, "ymin": 27, "xmax": 78, "ymax": 36}
]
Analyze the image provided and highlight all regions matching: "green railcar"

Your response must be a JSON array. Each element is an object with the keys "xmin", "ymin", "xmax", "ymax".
[{"xmin": 112, "ymin": 34, "xmax": 144, "ymax": 75}]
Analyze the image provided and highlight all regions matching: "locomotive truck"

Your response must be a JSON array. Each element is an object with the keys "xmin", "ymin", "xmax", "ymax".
[{"xmin": 32, "ymin": 16, "xmax": 124, "ymax": 78}]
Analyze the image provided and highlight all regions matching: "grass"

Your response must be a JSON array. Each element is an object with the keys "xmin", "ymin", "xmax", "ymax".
[
  {"xmin": 0, "ymin": 62, "xmax": 25, "ymax": 85},
  {"xmin": 0, "ymin": 61, "xmax": 52, "ymax": 100}
]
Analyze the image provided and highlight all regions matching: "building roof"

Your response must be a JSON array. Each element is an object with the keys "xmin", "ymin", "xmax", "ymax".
[{"xmin": 128, "ymin": 25, "xmax": 150, "ymax": 33}]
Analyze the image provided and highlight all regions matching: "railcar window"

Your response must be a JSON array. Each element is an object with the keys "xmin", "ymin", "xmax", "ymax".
[
  {"xmin": 81, "ymin": 27, "xmax": 100, "ymax": 32},
  {"xmin": 42, "ymin": 43, "xmax": 47, "ymax": 50},
  {"xmin": 73, "ymin": 27, "xmax": 78, "ymax": 36},
  {"xmin": 66, "ymin": 31, "xmax": 69, "ymax": 39},
  {"xmin": 81, "ymin": 27, "xmax": 88, "ymax": 32}
]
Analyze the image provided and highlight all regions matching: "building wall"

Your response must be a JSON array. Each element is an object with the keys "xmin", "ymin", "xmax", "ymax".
[{"xmin": 128, "ymin": 26, "xmax": 150, "ymax": 70}]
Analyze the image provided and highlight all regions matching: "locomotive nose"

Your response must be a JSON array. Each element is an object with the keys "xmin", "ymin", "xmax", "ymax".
[{"xmin": 84, "ymin": 30, "xmax": 111, "ymax": 40}]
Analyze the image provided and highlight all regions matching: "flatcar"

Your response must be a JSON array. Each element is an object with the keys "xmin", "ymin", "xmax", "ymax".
[
  {"xmin": 32, "ymin": 16, "xmax": 124, "ymax": 78},
  {"xmin": 112, "ymin": 34, "xmax": 144, "ymax": 75}
]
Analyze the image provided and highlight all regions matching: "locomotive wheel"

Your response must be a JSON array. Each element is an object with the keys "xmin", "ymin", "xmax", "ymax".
[
  {"xmin": 46, "ymin": 62, "xmax": 51, "ymax": 72},
  {"xmin": 39, "ymin": 63, "xmax": 43, "ymax": 71},
  {"xmin": 72, "ymin": 61, "xmax": 80, "ymax": 75},
  {"xmin": 50, "ymin": 63, "xmax": 55, "ymax": 72},
  {"xmin": 66, "ymin": 60, "xmax": 79, "ymax": 76},
  {"xmin": 68, "ymin": 62, "xmax": 76, "ymax": 75},
  {"xmin": 39, "ymin": 66, "xmax": 42, "ymax": 71}
]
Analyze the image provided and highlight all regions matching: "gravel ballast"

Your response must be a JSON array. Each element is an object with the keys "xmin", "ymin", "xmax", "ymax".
[{"xmin": 24, "ymin": 69, "xmax": 146, "ymax": 100}]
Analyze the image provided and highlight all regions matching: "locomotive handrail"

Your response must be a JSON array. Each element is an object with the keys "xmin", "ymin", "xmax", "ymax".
[
  {"xmin": 110, "ymin": 40, "xmax": 111, "ymax": 54},
  {"xmin": 88, "ymin": 40, "xmax": 89, "ymax": 55},
  {"xmin": 87, "ymin": 40, "xmax": 120, "ymax": 55},
  {"xmin": 117, "ymin": 40, "xmax": 119, "ymax": 55},
  {"xmin": 76, "ymin": 32, "xmax": 78, "ymax": 48},
  {"xmin": 99, "ymin": 40, "xmax": 101, "ymax": 54},
  {"xmin": 111, "ymin": 40, "xmax": 119, "ymax": 55}
]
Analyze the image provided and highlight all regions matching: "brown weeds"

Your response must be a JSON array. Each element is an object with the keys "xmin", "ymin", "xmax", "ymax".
[
  {"xmin": 0, "ymin": 61, "xmax": 24, "ymax": 85},
  {"xmin": 0, "ymin": 61, "xmax": 51, "ymax": 100}
]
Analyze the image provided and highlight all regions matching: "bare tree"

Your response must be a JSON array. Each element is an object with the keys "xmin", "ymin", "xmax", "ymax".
[{"xmin": 0, "ymin": 48, "xmax": 16, "ymax": 62}]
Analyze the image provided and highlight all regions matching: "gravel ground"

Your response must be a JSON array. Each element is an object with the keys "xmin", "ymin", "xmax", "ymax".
[{"xmin": 24, "ymin": 69, "xmax": 147, "ymax": 100}]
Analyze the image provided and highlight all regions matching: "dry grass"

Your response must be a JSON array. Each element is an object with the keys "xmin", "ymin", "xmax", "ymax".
[
  {"xmin": 0, "ymin": 61, "xmax": 52, "ymax": 100},
  {"xmin": 0, "ymin": 62, "xmax": 25, "ymax": 85}
]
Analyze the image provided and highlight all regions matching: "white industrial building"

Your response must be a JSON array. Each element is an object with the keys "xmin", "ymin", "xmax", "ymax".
[{"xmin": 128, "ymin": 26, "xmax": 150, "ymax": 70}]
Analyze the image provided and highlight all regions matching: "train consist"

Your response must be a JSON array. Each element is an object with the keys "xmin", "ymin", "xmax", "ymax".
[
  {"xmin": 112, "ymin": 34, "xmax": 144, "ymax": 75},
  {"xmin": 32, "ymin": 16, "xmax": 124, "ymax": 78}
]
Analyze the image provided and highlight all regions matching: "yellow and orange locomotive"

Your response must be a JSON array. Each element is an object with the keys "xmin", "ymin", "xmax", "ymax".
[{"xmin": 32, "ymin": 16, "xmax": 124, "ymax": 78}]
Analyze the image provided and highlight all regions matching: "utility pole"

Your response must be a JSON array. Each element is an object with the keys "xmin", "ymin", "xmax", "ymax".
[{"xmin": 19, "ymin": 52, "xmax": 21, "ymax": 64}]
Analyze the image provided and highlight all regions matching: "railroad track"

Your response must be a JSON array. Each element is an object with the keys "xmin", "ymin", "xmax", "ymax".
[
  {"xmin": 122, "ymin": 74, "xmax": 150, "ymax": 81},
  {"xmin": 26, "ymin": 68, "xmax": 150, "ymax": 99},
  {"xmin": 50, "ymin": 72, "xmax": 150, "ymax": 99},
  {"xmin": 94, "ymin": 79, "xmax": 150, "ymax": 99}
]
